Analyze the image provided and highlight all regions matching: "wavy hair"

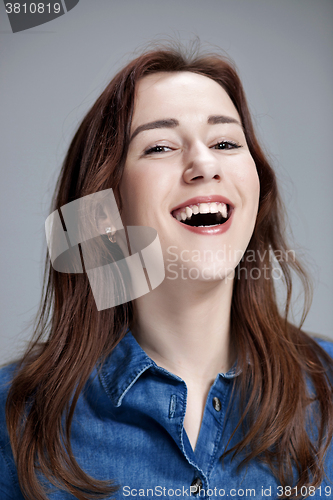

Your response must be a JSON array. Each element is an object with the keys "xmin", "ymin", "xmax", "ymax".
[{"xmin": 6, "ymin": 45, "xmax": 333, "ymax": 500}]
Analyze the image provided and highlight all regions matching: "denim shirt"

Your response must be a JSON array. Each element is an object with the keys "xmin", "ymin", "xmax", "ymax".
[{"xmin": 1, "ymin": 332, "xmax": 333, "ymax": 500}]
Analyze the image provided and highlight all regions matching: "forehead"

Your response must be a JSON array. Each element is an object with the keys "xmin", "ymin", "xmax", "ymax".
[{"xmin": 131, "ymin": 71, "xmax": 240, "ymax": 129}]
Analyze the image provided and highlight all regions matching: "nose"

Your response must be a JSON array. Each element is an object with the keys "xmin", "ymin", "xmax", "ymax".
[{"xmin": 182, "ymin": 142, "xmax": 222, "ymax": 184}]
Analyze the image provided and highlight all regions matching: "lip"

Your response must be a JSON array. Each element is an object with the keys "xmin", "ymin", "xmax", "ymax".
[
  {"xmin": 170, "ymin": 195, "xmax": 233, "ymax": 213},
  {"xmin": 172, "ymin": 208, "xmax": 234, "ymax": 235}
]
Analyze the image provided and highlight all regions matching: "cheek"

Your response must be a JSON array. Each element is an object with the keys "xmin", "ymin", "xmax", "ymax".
[
  {"xmin": 234, "ymin": 155, "xmax": 258, "ymax": 181},
  {"xmin": 235, "ymin": 158, "xmax": 260, "ymax": 207},
  {"xmin": 248, "ymin": 167, "xmax": 260, "ymax": 208},
  {"xmin": 119, "ymin": 166, "xmax": 162, "ymax": 225},
  {"xmin": 121, "ymin": 162, "xmax": 173, "ymax": 206},
  {"xmin": 121, "ymin": 163, "xmax": 159, "ymax": 198}
]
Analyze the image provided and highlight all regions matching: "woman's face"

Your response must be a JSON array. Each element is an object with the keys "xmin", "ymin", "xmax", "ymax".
[{"xmin": 119, "ymin": 71, "xmax": 260, "ymax": 282}]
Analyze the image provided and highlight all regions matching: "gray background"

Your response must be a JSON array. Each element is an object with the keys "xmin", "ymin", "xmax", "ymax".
[{"xmin": 0, "ymin": 0, "xmax": 332, "ymax": 365}]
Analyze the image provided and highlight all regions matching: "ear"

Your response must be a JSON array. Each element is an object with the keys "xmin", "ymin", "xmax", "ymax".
[{"xmin": 94, "ymin": 203, "xmax": 117, "ymax": 238}]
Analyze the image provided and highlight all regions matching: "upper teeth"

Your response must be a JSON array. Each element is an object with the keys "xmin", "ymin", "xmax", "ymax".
[{"xmin": 175, "ymin": 202, "xmax": 228, "ymax": 221}]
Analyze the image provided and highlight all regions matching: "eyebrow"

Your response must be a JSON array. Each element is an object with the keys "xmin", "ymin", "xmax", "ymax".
[
  {"xmin": 130, "ymin": 119, "xmax": 179, "ymax": 142},
  {"xmin": 129, "ymin": 115, "xmax": 242, "ymax": 142},
  {"xmin": 207, "ymin": 115, "xmax": 242, "ymax": 127}
]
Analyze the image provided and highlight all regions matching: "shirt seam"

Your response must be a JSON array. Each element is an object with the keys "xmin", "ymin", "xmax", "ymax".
[
  {"xmin": 99, "ymin": 362, "xmax": 154, "ymax": 407},
  {"xmin": 177, "ymin": 382, "xmax": 208, "ymax": 487}
]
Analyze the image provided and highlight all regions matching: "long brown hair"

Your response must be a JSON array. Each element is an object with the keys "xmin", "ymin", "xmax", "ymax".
[{"xmin": 6, "ymin": 44, "xmax": 333, "ymax": 500}]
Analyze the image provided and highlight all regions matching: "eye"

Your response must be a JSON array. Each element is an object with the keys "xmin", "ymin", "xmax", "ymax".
[
  {"xmin": 144, "ymin": 145, "xmax": 173, "ymax": 155},
  {"xmin": 212, "ymin": 140, "xmax": 242, "ymax": 150}
]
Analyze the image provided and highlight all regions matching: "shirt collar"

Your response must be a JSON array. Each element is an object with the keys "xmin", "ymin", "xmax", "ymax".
[
  {"xmin": 99, "ymin": 329, "xmax": 241, "ymax": 407},
  {"xmin": 99, "ymin": 329, "xmax": 155, "ymax": 407}
]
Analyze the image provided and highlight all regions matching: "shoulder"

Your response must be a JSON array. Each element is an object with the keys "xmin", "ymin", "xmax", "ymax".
[
  {"xmin": 0, "ymin": 361, "xmax": 17, "ymax": 415},
  {"xmin": 0, "ymin": 363, "xmax": 24, "ymax": 499},
  {"xmin": 303, "ymin": 336, "xmax": 333, "ymax": 389},
  {"xmin": 313, "ymin": 336, "xmax": 333, "ymax": 358},
  {"xmin": 310, "ymin": 336, "xmax": 333, "ymax": 369},
  {"xmin": 311, "ymin": 338, "xmax": 333, "ymax": 470},
  {"xmin": 0, "ymin": 361, "xmax": 18, "ymax": 410}
]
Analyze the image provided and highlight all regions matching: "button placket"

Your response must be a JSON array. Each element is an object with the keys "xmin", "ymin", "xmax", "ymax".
[
  {"xmin": 193, "ymin": 377, "xmax": 234, "ymax": 482},
  {"xmin": 191, "ymin": 476, "xmax": 203, "ymax": 496}
]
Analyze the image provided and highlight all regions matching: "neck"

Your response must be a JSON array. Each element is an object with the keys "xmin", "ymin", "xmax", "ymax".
[{"xmin": 131, "ymin": 277, "xmax": 234, "ymax": 386}]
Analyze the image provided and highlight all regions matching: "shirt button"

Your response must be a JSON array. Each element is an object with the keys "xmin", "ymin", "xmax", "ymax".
[
  {"xmin": 212, "ymin": 396, "xmax": 221, "ymax": 412},
  {"xmin": 191, "ymin": 477, "xmax": 203, "ymax": 495}
]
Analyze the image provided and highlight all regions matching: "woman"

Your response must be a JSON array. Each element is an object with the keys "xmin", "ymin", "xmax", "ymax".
[{"xmin": 1, "ymin": 45, "xmax": 333, "ymax": 500}]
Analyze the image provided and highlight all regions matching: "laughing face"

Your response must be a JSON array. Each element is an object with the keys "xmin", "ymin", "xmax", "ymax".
[{"xmin": 119, "ymin": 71, "xmax": 260, "ymax": 283}]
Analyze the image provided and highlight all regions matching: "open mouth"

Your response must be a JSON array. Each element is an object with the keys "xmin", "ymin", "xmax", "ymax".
[{"xmin": 171, "ymin": 202, "xmax": 232, "ymax": 227}]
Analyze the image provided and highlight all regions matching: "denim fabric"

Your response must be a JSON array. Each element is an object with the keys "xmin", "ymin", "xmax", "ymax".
[{"xmin": 0, "ymin": 332, "xmax": 333, "ymax": 500}]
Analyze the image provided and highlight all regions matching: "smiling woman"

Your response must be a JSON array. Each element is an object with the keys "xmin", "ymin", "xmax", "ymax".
[
  {"xmin": 1, "ymin": 45, "xmax": 333, "ymax": 500},
  {"xmin": 121, "ymin": 71, "xmax": 259, "ymax": 284}
]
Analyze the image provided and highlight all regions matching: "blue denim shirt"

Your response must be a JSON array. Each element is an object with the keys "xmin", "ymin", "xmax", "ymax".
[{"xmin": 1, "ymin": 332, "xmax": 333, "ymax": 500}]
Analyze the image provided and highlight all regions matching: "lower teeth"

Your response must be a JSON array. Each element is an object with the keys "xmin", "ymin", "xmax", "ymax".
[{"xmin": 198, "ymin": 224, "xmax": 221, "ymax": 227}]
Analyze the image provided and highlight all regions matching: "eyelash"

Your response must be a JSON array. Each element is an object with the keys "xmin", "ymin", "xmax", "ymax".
[
  {"xmin": 143, "ymin": 140, "xmax": 242, "ymax": 155},
  {"xmin": 213, "ymin": 140, "xmax": 242, "ymax": 150},
  {"xmin": 144, "ymin": 145, "xmax": 171, "ymax": 155}
]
